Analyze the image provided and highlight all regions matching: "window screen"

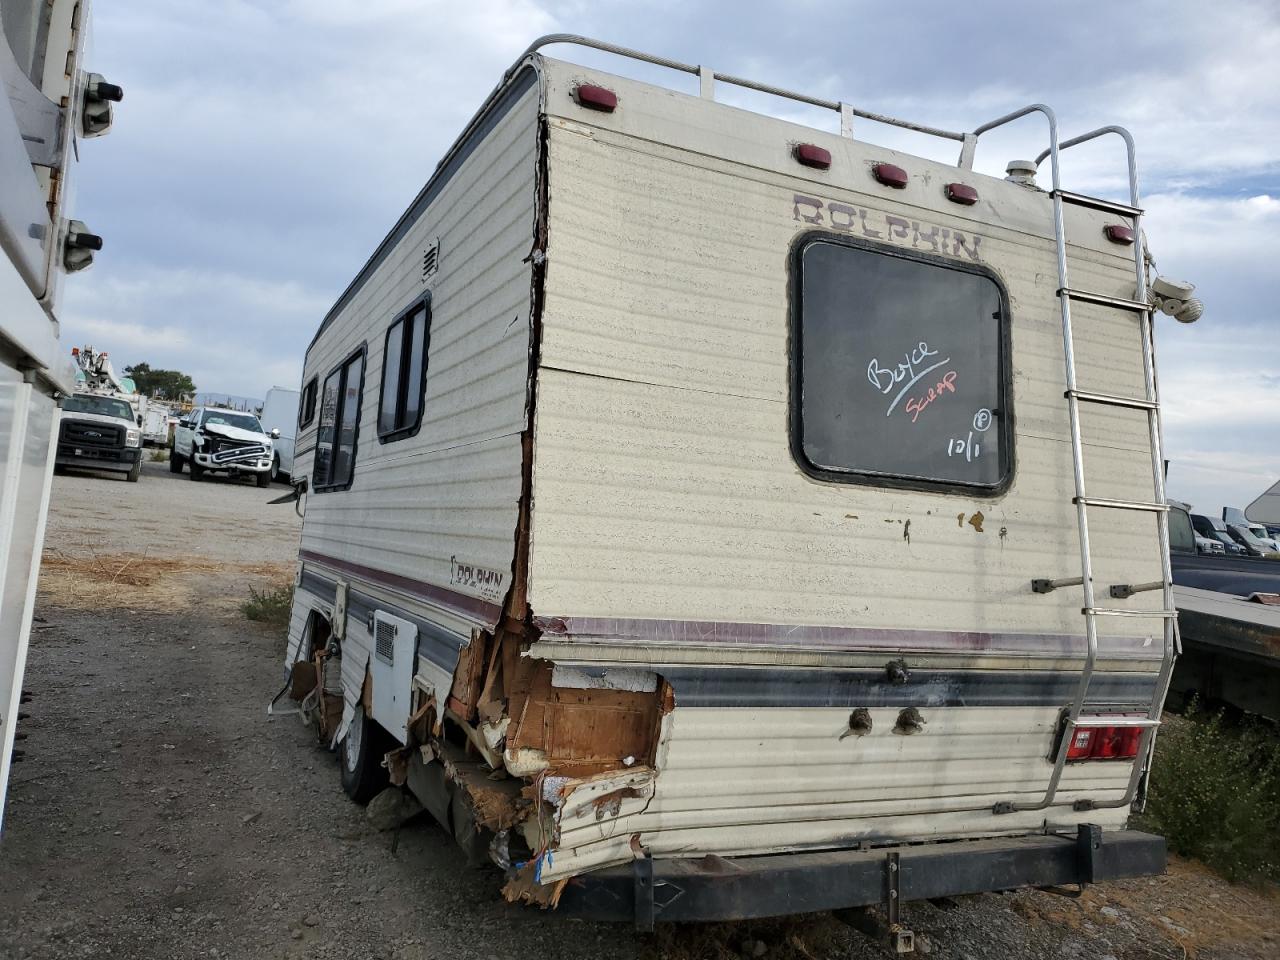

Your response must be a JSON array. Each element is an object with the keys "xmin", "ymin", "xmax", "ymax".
[
  {"xmin": 378, "ymin": 299, "xmax": 430, "ymax": 441},
  {"xmin": 313, "ymin": 348, "xmax": 365, "ymax": 491},
  {"xmin": 298, "ymin": 377, "xmax": 318, "ymax": 427},
  {"xmin": 792, "ymin": 237, "xmax": 1012, "ymax": 492}
]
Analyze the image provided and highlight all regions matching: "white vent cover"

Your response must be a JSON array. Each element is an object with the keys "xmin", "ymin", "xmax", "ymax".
[{"xmin": 369, "ymin": 610, "xmax": 417, "ymax": 744}]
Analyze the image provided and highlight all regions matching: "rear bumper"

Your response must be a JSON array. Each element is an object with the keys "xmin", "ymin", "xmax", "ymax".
[{"xmin": 557, "ymin": 826, "xmax": 1166, "ymax": 926}]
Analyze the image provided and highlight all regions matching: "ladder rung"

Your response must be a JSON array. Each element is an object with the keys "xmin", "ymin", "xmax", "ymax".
[
  {"xmin": 1071, "ymin": 716, "xmax": 1160, "ymax": 730},
  {"xmin": 1059, "ymin": 288, "xmax": 1150, "ymax": 312},
  {"xmin": 1067, "ymin": 389, "xmax": 1158, "ymax": 411},
  {"xmin": 1054, "ymin": 189, "xmax": 1143, "ymax": 218},
  {"xmin": 1084, "ymin": 607, "xmax": 1178, "ymax": 618},
  {"xmin": 1074, "ymin": 496, "xmax": 1168, "ymax": 513}
]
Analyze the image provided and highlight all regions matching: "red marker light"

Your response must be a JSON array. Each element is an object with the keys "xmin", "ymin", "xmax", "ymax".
[
  {"xmin": 1066, "ymin": 719, "xmax": 1144, "ymax": 761},
  {"xmin": 1104, "ymin": 224, "xmax": 1135, "ymax": 245},
  {"xmin": 573, "ymin": 85, "xmax": 617, "ymax": 112},
  {"xmin": 945, "ymin": 182, "xmax": 979, "ymax": 205},
  {"xmin": 794, "ymin": 143, "xmax": 831, "ymax": 170},
  {"xmin": 873, "ymin": 163, "xmax": 909, "ymax": 188}
]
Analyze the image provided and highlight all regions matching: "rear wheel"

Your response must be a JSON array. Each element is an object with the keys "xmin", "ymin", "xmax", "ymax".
[
  {"xmin": 169, "ymin": 449, "xmax": 184, "ymax": 473},
  {"xmin": 339, "ymin": 703, "xmax": 388, "ymax": 804}
]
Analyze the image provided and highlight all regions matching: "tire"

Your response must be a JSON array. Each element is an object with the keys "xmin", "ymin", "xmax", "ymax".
[
  {"xmin": 169, "ymin": 449, "xmax": 184, "ymax": 473},
  {"xmin": 126, "ymin": 459, "xmax": 141, "ymax": 483},
  {"xmin": 270, "ymin": 454, "xmax": 281, "ymax": 483},
  {"xmin": 256, "ymin": 470, "xmax": 271, "ymax": 488},
  {"xmin": 189, "ymin": 458, "xmax": 204, "ymax": 481},
  {"xmin": 339, "ymin": 703, "xmax": 388, "ymax": 804}
]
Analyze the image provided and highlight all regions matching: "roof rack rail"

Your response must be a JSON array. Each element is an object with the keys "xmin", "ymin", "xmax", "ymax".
[{"xmin": 511, "ymin": 35, "xmax": 1146, "ymax": 180}]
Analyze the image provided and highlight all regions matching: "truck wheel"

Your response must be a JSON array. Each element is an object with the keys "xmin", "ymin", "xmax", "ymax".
[
  {"xmin": 169, "ymin": 450, "xmax": 184, "ymax": 473},
  {"xmin": 339, "ymin": 704, "xmax": 388, "ymax": 805},
  {"xmin": 256, "ymin": 470, "xmax": 271, "ymax": 488},
  {"xmin": 126, "ymin": 459, "xmax": 142, "ymax": 483},
  {"xmin": 270, "ymin": 454, "xmax": 281, "ymax": 483},
  {"xmin": 189, "ymin": 459, "xmax": 204, "ymax": 481}
]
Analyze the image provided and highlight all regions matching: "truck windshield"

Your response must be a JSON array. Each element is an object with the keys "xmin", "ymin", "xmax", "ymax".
[
  {"xmin": 203, "ymin": 411, "xmax": 263, "ymax": 432},
  {"xmin": 63, "ymin": 395, "xmax": 134, "ymax": 421}
]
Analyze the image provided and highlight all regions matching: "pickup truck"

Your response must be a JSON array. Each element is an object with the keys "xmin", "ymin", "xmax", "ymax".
[
  {"xmin": 170, "ymin": 406, "xmax": 277, "ymax": 487},
  {"xmin": 55, "ymin": 393, "xmax": 142, "ymax": 482}
]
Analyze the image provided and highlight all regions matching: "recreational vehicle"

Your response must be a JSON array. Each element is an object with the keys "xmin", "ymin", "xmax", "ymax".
[
  {"xmin": 279, "ymin": 36, "xmax": 1200, "ymax": 933},
  {"xmin": 0, "ymin": 0, "xmax": 120, "ymax": 829}
]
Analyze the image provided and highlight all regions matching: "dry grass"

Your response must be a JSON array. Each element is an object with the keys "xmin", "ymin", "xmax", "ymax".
[{"xmin": 38, "ymin": 549, "xmax": 291, "ymax": 612}]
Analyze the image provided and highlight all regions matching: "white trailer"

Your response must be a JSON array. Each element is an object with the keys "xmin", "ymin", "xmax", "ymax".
[
  {"xmin": 280, "ymin": 36, "xmax": 1201, "ymax": 931},
  {"xmin": 0, "ymin": 0, "xmax": 121, "ymax": 829}
]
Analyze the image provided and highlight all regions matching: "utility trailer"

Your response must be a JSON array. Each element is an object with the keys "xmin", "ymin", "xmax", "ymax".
[
  {"xmin": 0, "ymin": 0, "xmax": 121, "ymax": 829},
  {"xmin": 279, "ymin": 36, "xmax": 1202, "ymax": 936}
]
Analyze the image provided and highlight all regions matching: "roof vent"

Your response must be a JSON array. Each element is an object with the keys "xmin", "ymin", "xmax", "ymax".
[{"xmin": 1005, "ymin": 159, "xmax": 1038, "ymax": 187}]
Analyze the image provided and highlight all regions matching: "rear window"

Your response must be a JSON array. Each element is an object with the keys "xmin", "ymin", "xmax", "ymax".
[{"xmin": 791, "ymin": 236, "xmax": 1012, "ymax": 492}]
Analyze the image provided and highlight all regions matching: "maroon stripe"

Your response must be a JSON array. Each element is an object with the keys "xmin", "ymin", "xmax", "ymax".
[
  {"xmin": 298, "ymin": 549, "xmax": 502, "ymax": 626},
  {"xmin": 532, "ymin": 615, "xmax": 1157, "ymax": 658}
]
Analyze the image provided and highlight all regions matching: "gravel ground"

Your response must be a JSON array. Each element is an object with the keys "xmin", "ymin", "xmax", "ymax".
[{"xmin": 1, "ymin": 460, "xmax": 1277, "ymax": 959}]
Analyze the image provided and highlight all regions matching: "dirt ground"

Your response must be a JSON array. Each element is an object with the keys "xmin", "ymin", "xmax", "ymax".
[{"xmin": 1, "ymin": 460, "xmax": 1278, "ymax": 959}]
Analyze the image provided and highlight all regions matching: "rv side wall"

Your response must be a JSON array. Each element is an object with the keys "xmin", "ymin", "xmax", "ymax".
[{"xmin": 286, "ymin": 71, "xmax": 542, "ymax": 729}]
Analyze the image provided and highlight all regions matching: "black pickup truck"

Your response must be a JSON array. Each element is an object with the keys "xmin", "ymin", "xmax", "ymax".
[{"xmin": 55, "ymin": 392, "xmax": 143, "ymax": 482}]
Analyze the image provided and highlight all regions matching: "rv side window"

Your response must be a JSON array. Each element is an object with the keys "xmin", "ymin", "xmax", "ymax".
[
  {"xmin": 298, "ymin": 377, "xmax": 318, "ymax": 428},
  {"xmin": 378, "ymin": 298, "xmax": 430, "ymax": 441},
  {"xmin": 313, "ymin": 348, "xmax": 366, "ymax": 491},
  {"xmin": 791, "ymin": 236, "xmax": 1012, "ymax": 492}
]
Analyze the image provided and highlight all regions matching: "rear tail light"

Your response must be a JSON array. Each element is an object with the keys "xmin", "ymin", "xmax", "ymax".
[{"xmin": 1065, "ymin": 720, "xmax": 1143, "ymax": 761}]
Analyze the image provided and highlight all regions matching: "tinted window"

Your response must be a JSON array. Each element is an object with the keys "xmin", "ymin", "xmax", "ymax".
[
  {"xmin": 793, "ymin": 237, "xmax": 1011, "ymax": 491},
  {"xmin": 378, "ymin": 299, "xmax": 430, "ymax": 441},
  {"xmin": 313, "ymin": 348, "xmax": 365, "ymax": 491},
  {"xmin": 298, "ymin": 377, "xmax": 318, "ymax": 427}
]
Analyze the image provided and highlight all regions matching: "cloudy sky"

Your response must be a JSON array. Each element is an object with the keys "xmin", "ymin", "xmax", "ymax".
[{"xmin": 64, "ymin": 0, "xmax": 1278, "ymax": 516}]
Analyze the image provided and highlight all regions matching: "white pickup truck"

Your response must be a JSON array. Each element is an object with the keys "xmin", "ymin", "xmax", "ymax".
[{"xmin": 170, "ymin": 406, "xmax": 277, "ymax": 487}]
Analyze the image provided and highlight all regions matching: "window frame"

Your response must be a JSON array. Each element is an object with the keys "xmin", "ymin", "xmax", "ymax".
[
  {"xmin": 376, "ymin": 294, "xmax": 432, "ymax": 444},
  {"xmin": 312, "ymin": 343, "xmax": 367, "ymax": 493},
  {"xmin": 298, "ymin": 376, "xmax": 318, "ymax": 428},
  {"xmin": 788, "ymin": 231, "xmax": 1015, "ymax": 497}
]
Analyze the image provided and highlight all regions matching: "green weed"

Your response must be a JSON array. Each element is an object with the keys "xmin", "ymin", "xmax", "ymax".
[
  {"xmin": 240, "ymin": 583, "xmax": 293, "ymax": 630},
  {"xmin": 1139, "ymin": 708, "xmax": 1280, "ymax": 883}
]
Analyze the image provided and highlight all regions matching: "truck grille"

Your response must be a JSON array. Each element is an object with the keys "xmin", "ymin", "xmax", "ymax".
[
  {"xmin": 208, "ymin": 437, "xmax": 267, "ymax": 464},
  {"xmin": 61, "ymin": 420, "xmax": 122, "ymax": 447}
]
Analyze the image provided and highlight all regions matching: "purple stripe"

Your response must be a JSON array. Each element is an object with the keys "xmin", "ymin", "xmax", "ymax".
[
  {"xmin": 299, "ymin": 549, "xmax": 503, "ymax": 627},
  {"xmin": 532, "ymin": 615, "xmax": 1158, "ymax": 658}
]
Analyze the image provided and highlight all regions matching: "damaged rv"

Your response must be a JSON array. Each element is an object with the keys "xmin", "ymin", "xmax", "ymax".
[{"xmin": 279, "ymin": 35, "xmax": 1198, "ymax": 931}]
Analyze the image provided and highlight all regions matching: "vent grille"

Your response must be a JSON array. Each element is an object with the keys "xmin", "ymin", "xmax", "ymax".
[
  {"xmin": 374, "ymin": 619, "xmax": 396, "ymax": 664},
  {"xmin": 421, "ymin": 241, "xmax": 439, "ymax": 281}
]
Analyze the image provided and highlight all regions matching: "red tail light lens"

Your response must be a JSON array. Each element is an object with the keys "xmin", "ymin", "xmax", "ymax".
[
  {"xmin": 1066, "ymin": 721, "xmax": 1143, "ymax": 761},
  {"xmin": 574, "ymin": 84, "xmax": 617, "ymax": 113},
  {"xmin": 1066, "ymin": 728, "xmax": 1094, "ymax": 760}
]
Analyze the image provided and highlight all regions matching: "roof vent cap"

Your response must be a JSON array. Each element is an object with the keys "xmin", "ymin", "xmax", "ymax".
[{"xmin": 1005, "ymin": 159, "xmax": 1038, "ymax": 187}]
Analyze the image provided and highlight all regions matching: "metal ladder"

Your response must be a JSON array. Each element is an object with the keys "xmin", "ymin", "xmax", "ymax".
[{"xmin": 964, "ymin": 110, "xmax": 1178, "ymax": 814}]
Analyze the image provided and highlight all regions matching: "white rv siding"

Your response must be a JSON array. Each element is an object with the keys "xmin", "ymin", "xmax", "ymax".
[
  {"xmin": 528, "ymin": 63, "xmax": 1163, "ymax": 643},
  {"xmin": 292, "ymin": 73, "xmax": 541, "ymax": 635},
  {"xmin": 517, "ymin": 62, "xmax": 1163, "ymax": 877}
]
